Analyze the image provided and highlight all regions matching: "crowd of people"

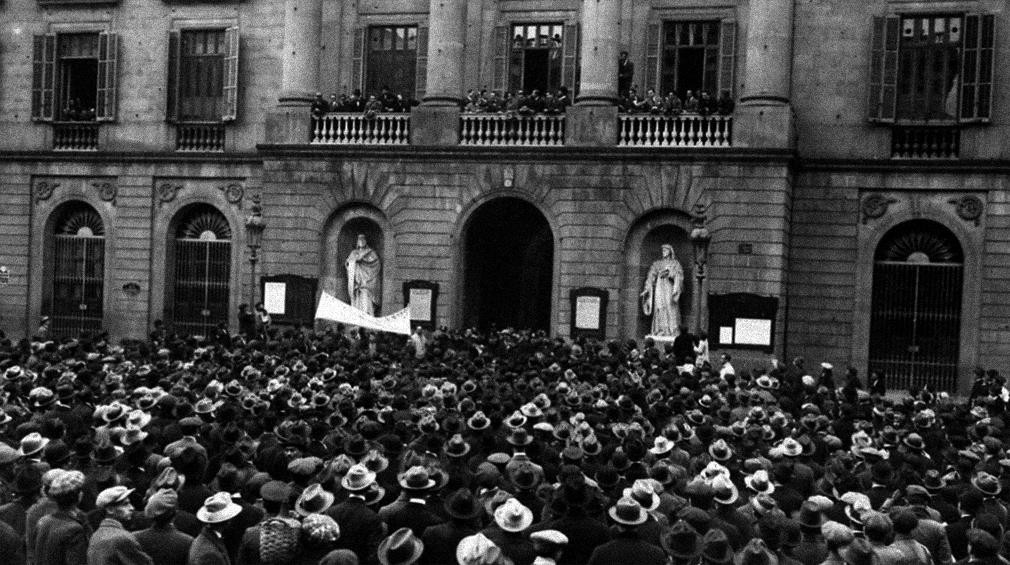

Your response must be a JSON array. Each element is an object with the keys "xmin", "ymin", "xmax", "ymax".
[
  {"xmin": 618, "ymin": 88, "xmax": 735, "ymax": 117},
  {"xmin": 311, "ymin": 89, "xmax": 419, "ymax": 119},
  {"xmin": 0, "ymin": 322, "xmax": 1007, "ymax": 565}
]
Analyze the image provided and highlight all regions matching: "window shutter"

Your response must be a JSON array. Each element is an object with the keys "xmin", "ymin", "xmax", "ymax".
[
  {"xmin": 222, "ymin": 26, "xmax": 240, "ymax": 122},
  {"xmin": 415, "ymin": 25, "xmax": 428, "ymax": 103},
  {"xmin": 718, "ymin": 20, "xmax": 737, "ymax": 97},
  {"xmin": 867, "ymin": 15, "xmax": 900, "ymax": 123},
  {"xmin": 166, "ymin": 31, "xmax": 181, "ymax": 123},
  {"xmin": 645, "ymin": 23, "xmax": 660, "ymax": 93},
  {"xmin": 562, "ymin": 23, "xmax": 579, "ymax": 94},
  {"xmin": 351, "ymin": 27, "xmax": 365, "ymax": 93},
  {"xmin": 960, "ymin": 14, "xmax": 995, "ymax": 123},
  {"xmin": 31, "ymin": 34, "xmax": 56, "ymax": 122},
  {"xmin": 492, "ymin": 25, "xmax": 510, "ymax": 93},
  {"xmin": 96, "ymin": 32, "xmax": 119, "ymax": 122}
]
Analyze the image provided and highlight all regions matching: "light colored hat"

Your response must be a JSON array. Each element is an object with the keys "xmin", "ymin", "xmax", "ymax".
[
  {"xmin": 18, "ymin": 432, "xmax": 49, "ymax": 457},
  {"xmin": 295, "ymin": 483, "xmax": 335, "ymax": 516},
  {"xmin": 196, "ymin": 492, "xmax": 242, "ymax": 523},
  {"xmin": 96, "ymin": 485, "xmax": 134, "ymax": 509},
  {"xmin": 530, "ymin": 529, "xmax": 568, "ymax": 546},
  {"xmin": 623, "ymin": 479, "xmax": 660, "ymax": 511},
  {"xmin": 49, "ymin": 470, "xmax": 85, "ymax": 496},
  {"xmin": 649, "ymin": 436, "xmax": 674, "ymax": 455},
  {"xmin": 456, "ymin": 533, "xmax": 502, "ymax": 565},
  {"xmin": 341, "ymin": 463, "xmax": 376, "ymax": 491},
  {"xmin": 493, "ymin": 498, "xmax": 533, "ymax": 532},
  {"xmin": 745, "ymin": 469, "xmax": 775, "ymax": 495},
  {"xmin": 145, "ymin": 489, "xmax": 179, "ymax": 518}
]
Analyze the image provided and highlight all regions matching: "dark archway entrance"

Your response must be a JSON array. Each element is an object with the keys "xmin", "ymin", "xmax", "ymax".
[
  {"xmin": 463, "ymin": 198, "xmax": 553, "ymax": 332},
  {"xmin": 869, "ymin": 220, "xmax": 963, "ymax": 393}
]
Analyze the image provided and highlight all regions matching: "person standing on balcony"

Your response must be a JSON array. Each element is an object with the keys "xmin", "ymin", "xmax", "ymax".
[
  {"xmin": 618, "ymin": 51, "xmax": 634, "ymax": 97},
  {"xmin": 311, "ymin": 93, "xmax": 329, "ymax": 119},
  {"xmin": 717, "ymin": 90, "xmax": 735, "ymax": 115}
]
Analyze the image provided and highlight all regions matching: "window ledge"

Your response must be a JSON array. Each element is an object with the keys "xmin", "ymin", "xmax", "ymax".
[{"xmin": 37, "ymin": 0, "xmax": 121, "ymax": 5}]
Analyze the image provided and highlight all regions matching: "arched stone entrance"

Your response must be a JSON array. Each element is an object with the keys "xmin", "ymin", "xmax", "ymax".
[
  {"xmin": 623, "ymin": 211, "xmax": 695, "ymax": 338},
  {"xmin": 461, "ymin": 198, "xmax": 554, "ymax": 331},
  {"xmin": 868, "ymin": 219, "xmax": 964, "ymax": 393},
  {"xmin": 321, "ymin": 206, "xmax": 392, "ymax": 315}
]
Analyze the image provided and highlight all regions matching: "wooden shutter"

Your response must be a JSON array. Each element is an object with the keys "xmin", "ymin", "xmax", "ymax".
[
  {"xmin": 31, "ymin": 34, "xmax": 56, "ymax": 121},
  {"xmin": 867, "ymin": 15, "xmax": 900, "ymax": 123},
  {"xmin": 492, "ymin": 25, "xmax": 510, "ymax": 93},
  {"xmin": 96, "ymin": 32, "xmax": 118, "ymax": 122},
  {"xmin": 351, "ymin": 27, "xmax": 365, "ymax": 92},
  {"xmin": 960, "ymin": 14, "xmax": 995, "ymax": 123},
  {"xmin": 166, "ymin": 31, "xmax": 181, "ymax": 123},
  {"xmin": 562, "ymin": 23, "xmax": 579, "ymax": 93},
  {"xmin": 718, "ymin": 20, "xmax": 736, "ymax": 97},
  {"xmin": 222, "ymin": 26, "xmax": 239, "ymax": 122},
  {"xmin": 645, "ymin": 23, "xmax": 660, "ymax": 93},
  {"xmin": 415, "ymin": 25, "xmax": 428, "ymax": 103}
]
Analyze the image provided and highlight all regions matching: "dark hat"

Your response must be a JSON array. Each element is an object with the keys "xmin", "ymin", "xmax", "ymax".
[
  {"xmin": 295, "ymin": 483, "xmax": 335, "ymax": 516},
  {"xmin": 662, "ymin": 520, "xmax": 703, "ymax": 560},
  {"xmin": 972, "ymin": 472, "xmax": 1002, "ymax": 496},
  {"xmin": 702, "ymin": 528, "xmax": 735, "ymax": 564},
  {"xmin": 444, "ymin": 487, "xmax": 482, "ymax": 520},
  {"xmin": 798, "ymin": 500, "xmax": 823, "ymax": 529},
  {"xmin": 511, "ymin": 463, "xmax": 541, "ymax": 491},
  {"xmin": 902, "ymin": 433, "xmax": 926, "ymax": 451},
  {"xmin": 734, "ymin": 539, "xmax": 779, "ymax": 565},
  {"xmin": 398, "ymin": 466, "xmax": 436, "ymax": 491},
  {"xmin": 608, "ymin": 496, "xmax": 647, "ymax": 526},
  {"xmin": 506, "ymin": 428, "xmax": 533, "ymax": 447},
  {"xmin": 923, "ymin": 470, "xmax": 946, "ymax": 491},
  {"xmin": 377, "ymin": 527, "xmax": 424, "ymax": 565},
  {"xmin": 444, "ymin": 434, "xmax": 470, "ymax": 458}
]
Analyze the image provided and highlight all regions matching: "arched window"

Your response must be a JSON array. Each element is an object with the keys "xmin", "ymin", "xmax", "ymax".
[
  {"xmin": 46, "ymin": 202, "xmax": 105, "ymax": 337},
  {"xmin": 166, "ymin": 204, "xmax": 231, "ymax": 337},
  {"xmin": 869, "ymin": 220, "xmax": 963, "ymax": 392}
]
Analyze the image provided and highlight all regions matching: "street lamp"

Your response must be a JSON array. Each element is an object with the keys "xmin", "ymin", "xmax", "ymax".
[
  {"xmin": 245, "ymin": 194, "xmax": 265, "ymax": 308},
  {"xmin": 690, "ymin": 205, "xmax": 711, "ymax": 332}
]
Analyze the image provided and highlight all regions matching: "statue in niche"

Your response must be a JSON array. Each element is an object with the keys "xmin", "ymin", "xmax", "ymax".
[
  {"xmin": 640, "ymin": 243, "xmax": 683, "ymax": 336},
  {"xmin": 345, "ymin": 233, "xmax": 381, "ymax": 315}
]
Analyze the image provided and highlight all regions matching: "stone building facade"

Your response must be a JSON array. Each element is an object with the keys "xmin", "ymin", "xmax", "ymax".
[{"xmin": 0, "ymin": 0, "xmax": 1006, "ymax": 394}]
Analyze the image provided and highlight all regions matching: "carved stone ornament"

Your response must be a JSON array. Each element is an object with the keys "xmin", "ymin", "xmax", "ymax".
[
  {"xmin": 33, "ymin": 181, "xmax": 60, "ymax": 202},
  {"xmin": 92, "ymin": 181, "xmax": 117, "ymax": 205},
  {"xmin": 218, "ymin": 183, "xmax": 245, "ymax": 205},
  {"xmin": 861, "ymin": 194, "xmax": 898, "ymax": 224},
  {"xmin": 949, "ymin": 195, "xmax": 984, "ymax": 226},
  {"xmin": 156, "ymin": 182, "xmax": 182, "ymax": 206}
]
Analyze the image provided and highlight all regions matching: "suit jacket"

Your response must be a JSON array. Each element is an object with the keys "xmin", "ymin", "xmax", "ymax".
[
  {"xmin": 530, "ymin": 513, "xmax": 612, "ymax": 565},
  {"xmin": 134, "ymin": 524, "xmax": 194, "ymax": 565},
  {"xmin": 0, "ymin": 518, "xmax": 26, "ymax": 565},
  {"xmin": 326, "ymin": 496, "xmax": 385, "ymax": 565},
  {"xmin": 87, "ymin": 518, "xmax": 153, "ymax": 565},
  {"xmin": 420, "ymin": 520, "xmax": 477, "ymax": 565},
  {"xmin": 381, "ymin": 499, "xmax": 444, "ymax": 537},
  {"xmin": 27, "ymin": 496, "xmax": 59, "ymax": 564},
  {"xmin": 586, "ymin": 532, "xmax": 668, "ymax": 565},
  {"xmin": 188, "ymin": 527, "xmax": 231, "ymax": 565},
  {"xmin": 34, "ymin": 509, "xmax": 93, "ymax": 565}
]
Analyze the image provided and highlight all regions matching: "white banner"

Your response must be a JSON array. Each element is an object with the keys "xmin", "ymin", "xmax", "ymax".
[{"xmin": 314, "ymin": 291, "xmax": 412, "ymax": 335}]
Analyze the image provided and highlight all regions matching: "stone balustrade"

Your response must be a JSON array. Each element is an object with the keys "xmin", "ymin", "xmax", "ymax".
[
  {"xmin": 459, "ymin": 114, "xmax": 566, "ymax": 146},
  {"xmin": 617, "ymin": 114, "xmax": 733, "ymax": 148},
  {"xmin": 311, "ymin": 113, "xmax": 410, "ymax": 145},
  {"xmin": 176, "ymin": 123, "xmax": 226, "ymax": 152},
  {"xmin": 53, "ymin": 122, "xmax": 100, "ymax": 151}
]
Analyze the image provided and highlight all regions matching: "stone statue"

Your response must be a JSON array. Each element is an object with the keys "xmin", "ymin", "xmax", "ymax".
[
  {"xmin": 640, "ymin": 243, "xmax": 683, "ymax": 336},
  {"xmin": 345, "ymin": 234, "xmax": 381, "ymax": 315}
]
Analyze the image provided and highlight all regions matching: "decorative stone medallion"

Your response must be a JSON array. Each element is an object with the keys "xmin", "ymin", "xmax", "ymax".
[
  {"xmin": 861, "ymin": 194, "xmax": 898, "ymax": 224},
  {"xmin": 948, "ymin": 195, "xmax": 984, "ymax": 226}
]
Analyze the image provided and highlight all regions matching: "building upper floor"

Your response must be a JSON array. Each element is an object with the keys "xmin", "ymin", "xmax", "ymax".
[{"xmin": 0, "ymin": 0, "xmax": 1006, "ymax": 160}]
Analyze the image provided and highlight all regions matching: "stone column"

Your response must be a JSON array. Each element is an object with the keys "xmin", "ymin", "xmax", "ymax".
[
  {"xmin": 412, "ymin": 0, "xmax": 468, "ymax": 145},
  {"xmin": 567, "ymin": 0, "xmax": 622, "ymax": 146},
  {"xmin": 733, "ymin": 0, "xmax": 795, "ymax": 148},
  {"xmin": 266, "ymin": 0, "xmax": 322, "ymax": 143}
]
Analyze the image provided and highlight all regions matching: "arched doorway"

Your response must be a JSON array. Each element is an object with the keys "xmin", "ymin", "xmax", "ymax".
[
  {"xmin": 165, "ymin": 204, "xmax": 232, "ymax": 337},
  {"xmin": 869, "ymin": 220, "xmax": 963, "ymax": 392},
  {"xmin": 45, "ymin": 201, "xmax": 105, "ymax": 337},
  {"xmin": 462, "ymin": 198, "xmax": 554, "ymax": 331},
  {"xmin": 337, "ymin": 217, "xmax": 384, "ymax": 313}
]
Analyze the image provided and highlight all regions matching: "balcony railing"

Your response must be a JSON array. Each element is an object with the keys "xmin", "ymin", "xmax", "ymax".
[
  {"xmin": 176, "ymin": 123, "xmax": 226, "ymax": 152},
  {"xmin": 618, "ymin": 114, "xmax": 732, "ymax": 147},
  {"xmin": 891, "ymin": 125, "xmax": 959, "ymax": 159},
  {"xmin": 53, "ymin": 122, "xmax": 100, "ymax": 151},
  {"xmin": 459, "ymin": 114, "xmax": 565, "ymax": 146},
  {"xmin": 311, "ymin": 113, "xmax": 410, "ymax": 145}
]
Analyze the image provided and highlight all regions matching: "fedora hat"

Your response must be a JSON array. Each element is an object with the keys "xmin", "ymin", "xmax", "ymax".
[
  {"xmin": 506, "ymin": 428, "xmax": 533, "ymax": 447},
  {"xmin": 608, "ymin": 496, "xmax": 647, "ymax": 526},
  {"xmin": 650, "ymin": 436, "xmax": 675, "ymax": 456},
  {"xmin": 778, "ymin": 437, "xmax": 802, "ymax": 458},
  {"xmin": 377, "ymin": 527, "xmax": 424, "ymax": 565},
  {"xmin": 798, "ymin": 500, "xmax": 823, "ymax": 529},
  {"xmin": 197, "ymin": 492, "xmax": 243, "ymax": 523},
  {"xmin": 702, "ymin": 528, "xmax": 734, "ymax": 564},
  {"xmin": 295, "ymin": 483, "xmax": 335, "ymax": 516},
  {"xmin": 973, "ymin": 472, "xmax": 1002, "ymax": 497},
  {"xmin": 623, "ymin": 479, "xmax": 660, "ymax": 511},
  {"xmin": 662, "ymin": 520, "xmax": 703, "ymax": 560},
  {"xmin": 398, "ymin": 466, "xmax": 436, "ymax": 491},
  {"xmin": 902, "ymin": 433, "xmax": 926, "ymax": 451},
  {"xmin": 745, "ymin": 469, "xmax": 775, "ymax": 495},
  {"xmin": 510, "ymin": 463, "xmax": 541, "ymax": 491},
  {"xmin": 445, "ymin": 434, "xmax": 471, "ymax": 459},
  {"xmin": 711, "ymin": 475, "xmax": 739, "ymax": 505},
  {"xmin": 494, "ymin": 498, "xmax": 533, "ymax": 532},
  {"xmin": 444, "ymin": 487, "xmax": 482, "ymax": 520},
  {"xmin": 708, "ymin": 439, "xmax": 733, "ymax": 462},
  {"xmin": 18, "ymin": 433, "xmax": 49, "ymax": 457},
  {"xmin": 467, "ymin": 411, "xmax": 490, "ymax": 431},
  {"xmin": 341, "ymin": 463, "xmax": 376, "ymax": 491},
  {"xmin": 923, "ymin": 470, "xmax": 946, "ymax": 491},
  {"xmin": 735, "ymin": 539, "xmax": 779, "ymax": 565}
]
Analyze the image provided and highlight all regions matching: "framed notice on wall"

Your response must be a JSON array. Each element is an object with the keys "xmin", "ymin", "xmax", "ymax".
[
  {"xmin": 569, "ymin": 287, "xmax": 609, "ymax": 339},
  {"xmin": 402, "ymin": 280, "xmax": 439, "ymax": 329},
  {"xmin": 708, "ymin": 293, "xmax": 778, "ymax": 352},
  {"xmin": 260, "ymin": 275, "xmax": 318, "ymax": 326}
]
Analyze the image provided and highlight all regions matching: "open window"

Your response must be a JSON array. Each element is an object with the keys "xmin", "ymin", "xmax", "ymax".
[
  {"xmin": 350, "ymin": 24, "xmax": 427, "ymax": 106},
  {"xmin": 32, "ymin": 31, "xmax": 118, "ymax": 122},
  {"xmin": 492, "ymin": 22, "xmax": 579, "ymax": 95},
  {"xmin": 644, "ymin": 19, "xmax": 736, "ymax": 101}
]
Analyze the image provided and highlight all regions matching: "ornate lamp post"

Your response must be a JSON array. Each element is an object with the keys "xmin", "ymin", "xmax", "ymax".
[
  {"xmin": 690, "ymin": 205, "xmax": 712, "ymax": 332},
  {"xmin": 245, "ymin": 194, "xmax": 265, "ymax": 308}
]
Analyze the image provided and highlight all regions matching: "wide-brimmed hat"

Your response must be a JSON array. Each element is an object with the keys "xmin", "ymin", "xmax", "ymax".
[
  {"xmin": 778, "ymin": 437, "xmax": 802, "ymax": 457},
  {"xmin": 120, "ymin": 427, "xmax": 148, "ymax": 447},
  {"xmin": 973, "ymin": 472, "xmax": 1002, "ymax": 496},
  {"xmin": 662, "ymin": 520, "xmax": 703, "ymax": 560},
  {"xmin": 798, "ymin": 500, "xmax": 824, "ymax": 529},
  {"xmin": 745, "ymin": 470, "xmax": 775, "ymax": 495},
  {"xmin": 923, "ymin": 470, "xmax": 946, "ymax": 491},
  {"xmin": 649, "ymin": 435, "xmax": 674, "ymax": 455},
  {"xmin": 467, "ymin": 411, "xmax": 490, "ymax": 431},
  {"xmin": 709, "ymin": 439, "xmax": 733, "ymax": 462},
  {"xmin": 902, "ymin": 433, "xmax": 926, "ymax": 451},
  {"xmin": 702, "ymin": 528, "xmax": 734, "ymax": 564},
  {"xmin": 455, "ymin": 533, "xmax": 500, "ymax": 565},
  {"xmin": 623, "ymin": 479, "xmax": 660, "ymax": 511},
  {"xmin": 19, "ymin": 433, "xmax": 49, "ymax": 457},
  {"xmin": 506, "ymin": 428, "xmax": 533, "ymax": 447},
  {"xmin": 445, "ymin": 434, "xmax": 471, "ymax": 459},
  {"xmin": 197, "ymin": 492, "xmax": 243, "ymax": 523},
  {"xmin": 377, "ymin": 527, "xmax": 424, "ymax": 565},
  {"xmin": 30, "ymin": 387, "xmax": 56, "ymax": 409},
  {"xmin": 734, "ymin": 539, "xmax": 779, "ymax": 565},
  {"xmin": 711, "ymin": 475, "xmax": 739, "ymax": 505},
  {"xmin": 444, "ymin": 487, "xmax": 482, "ymax": 520},
  {"xmin": 608, "ymin": 496, "xmax": 647, "ymax": 526},
  {"xmin": 398, "ymin": 466, "xmax": 436, "ymax": 491},
  {"xmin": 341, "ymin": 463, "xmax": 376, "ymax": 491},
  {"xmin": 295, "ymin": 483, "xmax": 335, "ymax": 516},
  {"xmin": 494, "ymin": 498, "xmax": 533, "ymax": 532},
  {"xmin": 510, "ymin": 463, "xmax": 541, "ymax": 491}
]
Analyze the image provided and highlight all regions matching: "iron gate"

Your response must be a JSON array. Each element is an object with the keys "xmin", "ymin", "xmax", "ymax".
[
  {"xmin": 51, "ymin": 233, "xmax": 105, "ymax": 336},
  {"xmin": 171, "ymin": 238, "xmax": 231, "ymax": 337},
  {"xmin": 868, "ymin": 260, "xmax": 962, "ymax": 392}
]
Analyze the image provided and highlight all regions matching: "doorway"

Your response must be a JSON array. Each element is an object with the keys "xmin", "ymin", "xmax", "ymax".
[{"xmin": 462, "ymin": 198, "xmax": 554, "ymax": 332}]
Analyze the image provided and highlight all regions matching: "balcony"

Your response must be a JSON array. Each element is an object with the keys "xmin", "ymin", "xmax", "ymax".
[
  {"xmin": 459, "ymin": 114, "xmax": 566, "ymax": 146},
  {"xmin": 53, "ymin": 122, "xmax": 100, "ymax": 151},
  {"xmin": 311, "ymin": 113, "xmax": 410, "ymax": 145},
  {"xmin": 176, "ymin": 123, "xmax": 226, "ymax": 152},
  {"xmin": 618, "ymin": 114, "xmax": 732, "ymax": 147},
  {"xmin": 891, "ymin": 125, "xmax": 959, "ymax": 159}
]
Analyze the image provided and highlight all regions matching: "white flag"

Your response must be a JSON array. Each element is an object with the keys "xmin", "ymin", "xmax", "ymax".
[{"xmin": 314, "ymin": 291, "xmax": 411, "ymax": 335}]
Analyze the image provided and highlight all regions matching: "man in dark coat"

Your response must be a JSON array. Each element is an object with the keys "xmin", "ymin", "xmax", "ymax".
[
  {"xmin": 419, "ymin": 488, "xmax": 480, "ymax": 565},
  {"xmin": 87, "ymin": 485, "xmax": 153, "ymax": 565},
  {"xmin": 190, "ymin": 493, "xmax": 243, "ymax": 565},
  {"xmin": 35, "ymin": 470, "xmax": 92, "ymax": 565},
  {"xmin": 379, "ymin": 466, "xmax": 443, "ymax": 537},
  {"xmin": 326, "ymin": 465, "xmax": 386, "ymax": 565},
  {"xmin": 235, "ymin": 480, "xmax": 290, "ymax": 565},
  {"xmin": 587, "ymin": 497, "xmax": 666, "ymax": 565},
  {"xmin": 134, "ymin": 489, "xmax": 193, "ymax": 565}
]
